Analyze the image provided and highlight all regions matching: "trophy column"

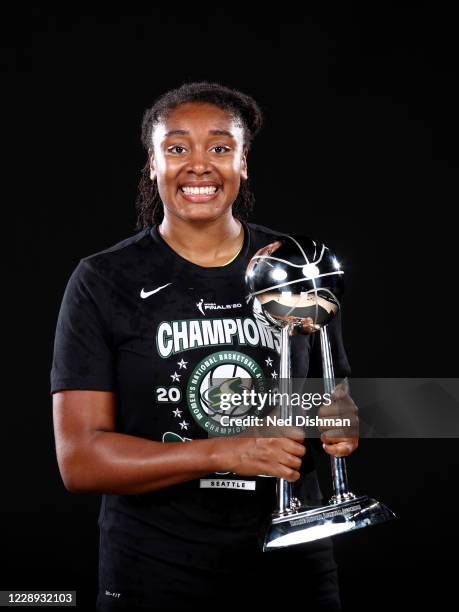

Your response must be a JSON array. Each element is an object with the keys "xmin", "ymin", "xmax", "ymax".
[
  {"xmin": 275, "ymin": 324, "xmax": 301, "ymax": 516},
  {"xmin": 320, "ymin": 326, "xmax": 356, "ymax": 504}
]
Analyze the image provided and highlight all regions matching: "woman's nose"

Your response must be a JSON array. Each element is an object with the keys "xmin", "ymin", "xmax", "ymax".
[{"xmin": 187, "ymin": 148, "xmax": 212, "ymax": 173}]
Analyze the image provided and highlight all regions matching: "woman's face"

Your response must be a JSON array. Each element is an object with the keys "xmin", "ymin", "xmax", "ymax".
[{"xmin": 149, "ymin": 102, "xmax": 248, "ymax": 223}]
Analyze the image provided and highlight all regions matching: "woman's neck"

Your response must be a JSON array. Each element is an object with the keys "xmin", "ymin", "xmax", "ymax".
[{"xmin": 158, "ymin": 213, "xmax": 244, "ymax": 267}]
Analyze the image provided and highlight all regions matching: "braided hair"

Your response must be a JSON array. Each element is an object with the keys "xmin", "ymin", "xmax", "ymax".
[{"xmin": 135, "ymin": 81, "xmax": 264, "ymax": 230}]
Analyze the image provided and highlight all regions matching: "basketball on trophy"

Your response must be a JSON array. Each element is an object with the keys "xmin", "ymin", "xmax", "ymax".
[{"xmin": 245, "ymin": 236, "xmax": 344, "ymax": 331}]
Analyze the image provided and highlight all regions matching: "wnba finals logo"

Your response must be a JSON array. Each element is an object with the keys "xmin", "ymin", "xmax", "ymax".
[
  {"xmin": 196, "ymin": 298, "xmax": 242, "ymax": 316},
  {"xmin": 186, "ymin": 350, "xmax": 266, "ymax": 436}
]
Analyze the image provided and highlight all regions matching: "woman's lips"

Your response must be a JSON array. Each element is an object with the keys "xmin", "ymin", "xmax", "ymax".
[{"xmin": 179, "ymin": 187, "xmax": 221, "ymax": 203}]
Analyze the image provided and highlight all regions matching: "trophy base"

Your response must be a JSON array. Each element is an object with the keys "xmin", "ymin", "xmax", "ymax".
[{"xmin": 262, "ymin": 495, "xmax": 396, "ymax": 551}]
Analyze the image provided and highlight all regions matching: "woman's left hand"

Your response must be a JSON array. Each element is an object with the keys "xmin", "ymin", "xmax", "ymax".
[{"xmin": 316, "ymin": 379, "xmax": 359, "ymax": 457}]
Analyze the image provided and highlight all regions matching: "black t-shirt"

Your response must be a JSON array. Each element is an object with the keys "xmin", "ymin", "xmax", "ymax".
[{"xmin": 50, "ymin": 221, "xmax": 351, "ymax": 608}]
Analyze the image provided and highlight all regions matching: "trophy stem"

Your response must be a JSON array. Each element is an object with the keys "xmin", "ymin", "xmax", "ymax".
[
  {"xmin": 319, "ymin": 326, "xmax": 355, "ymax": 504},
  {"xmin": 275, "ymin": 324, "xmax": 295, "ymax": 515}
]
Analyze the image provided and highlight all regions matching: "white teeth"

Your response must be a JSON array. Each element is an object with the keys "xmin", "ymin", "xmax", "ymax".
[{"xmin": 181, "ymin": 186, "xmax": 218, "ymax": 195}]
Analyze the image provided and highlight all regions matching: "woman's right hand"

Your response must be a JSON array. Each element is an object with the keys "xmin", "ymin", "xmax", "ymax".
[{"xmin": 213, "ymin": 432, "xmax": 306, "ymax": 482}]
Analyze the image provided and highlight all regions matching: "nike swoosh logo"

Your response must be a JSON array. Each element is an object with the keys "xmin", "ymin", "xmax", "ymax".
[{"xmin": 140, "ymin": 283, "xmax": 172, "ymax": 299}]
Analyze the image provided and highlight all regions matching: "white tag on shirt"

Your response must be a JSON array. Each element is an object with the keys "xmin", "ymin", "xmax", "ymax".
[{"xmin": 200, "ymin": 478, "xmax": 256, "ymax": 491}]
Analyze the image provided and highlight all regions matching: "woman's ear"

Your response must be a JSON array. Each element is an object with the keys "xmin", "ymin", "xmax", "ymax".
[
  {"xmin": 148, "ymin": 149, "xmax": 156, "ymax": 181},
  {"xmin": 241, "ymin": 147, "xmax": 248, "ymax": 181}
]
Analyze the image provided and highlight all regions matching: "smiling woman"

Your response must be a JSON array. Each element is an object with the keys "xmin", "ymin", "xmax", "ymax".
[
  {"xmin": 50, "ymin": 81, "xmax": 353, "ymax": 612},
  {"xmin": 136, "ymin": 82, "xmax": 259, "ymax": 228},
  {"xmin": 146, "ymin": 102, "xmax": 248, "ymax": 266},
  {"xmin": 153, "ymin": 105, "xmax": 246, "ymax": 213},
  {"xmin": 135, "ymin": 85, "xmax": 259, "ymax": 267}
]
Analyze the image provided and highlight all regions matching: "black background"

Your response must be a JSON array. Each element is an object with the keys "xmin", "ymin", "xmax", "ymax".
[{"xmin": 8, "ymin": 2, "xmax": 458, "ymax": 610}]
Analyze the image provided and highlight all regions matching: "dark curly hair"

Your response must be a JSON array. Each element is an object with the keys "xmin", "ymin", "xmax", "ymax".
[{"xmin": 135, "ymin": 81, "xmax": 264, "ymax": 230}]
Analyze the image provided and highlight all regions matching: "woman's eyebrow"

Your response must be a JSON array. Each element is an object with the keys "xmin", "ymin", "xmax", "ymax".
[{"xmin": 164, "ymin": 129, "xmax": 235, "ymax": 139}]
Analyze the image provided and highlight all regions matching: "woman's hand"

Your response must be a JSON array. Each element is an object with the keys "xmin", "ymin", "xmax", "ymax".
[
  {"xmin": 214, "ymin": 431, "xmax": 306, "ymax": 482},
  {"xmin": 316, "ymin": 379, "xmax": 359, "ymax": 457}
]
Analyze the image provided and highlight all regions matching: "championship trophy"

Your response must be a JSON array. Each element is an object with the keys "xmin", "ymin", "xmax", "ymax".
[{"xmin": 245, "ymin": 235, "xmax": 396, "ymax": 550}]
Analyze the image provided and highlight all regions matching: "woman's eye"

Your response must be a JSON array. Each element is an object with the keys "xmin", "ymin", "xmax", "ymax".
[
  {"xmin": 211, "ymin": 145, "xmax": 230, "ymax": 153},
  {"xmin": 168, "ymin": 146, "xmax": 186, "ymax": 154}
]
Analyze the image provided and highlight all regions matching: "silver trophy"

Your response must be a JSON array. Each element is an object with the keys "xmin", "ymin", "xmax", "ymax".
[{"xmin": 245, "ymin": 235, "xmax": 396, "ymax": 550}]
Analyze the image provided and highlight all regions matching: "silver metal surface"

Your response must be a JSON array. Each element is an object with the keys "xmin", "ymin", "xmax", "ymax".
[
  {"xmin": 320, "ymin": 325, "xmax": 355, "ymax": 503},
  {"xmin": 245, "ymin": 234, "xmax": 397, "ymax": 550},
  {"xmin": 275, "ymin": 324, "xmax": 298, "ymax": 516},
  {"xmin": 263, "ymin": 495, "xmax": 396, "ymax": 550}
]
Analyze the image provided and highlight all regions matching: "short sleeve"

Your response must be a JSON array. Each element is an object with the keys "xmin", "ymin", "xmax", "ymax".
[{"xmin": 50, "ymin": 258, "xmax": 116, "ymax": 394}]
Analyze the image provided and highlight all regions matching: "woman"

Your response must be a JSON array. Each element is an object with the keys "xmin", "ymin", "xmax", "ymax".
[{"xmin": 50, "ymin": 81, "xmax": 358, "ymax": 611}]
